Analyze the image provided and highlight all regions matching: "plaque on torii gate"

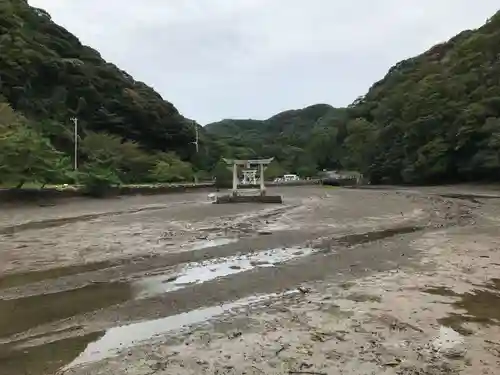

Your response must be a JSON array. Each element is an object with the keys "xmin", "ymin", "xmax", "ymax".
[
  {"xmin": 241, "ymin": 169, "xmax": 257, "ymax": 185},
  {"xmin": 222, "ymin": 158, "xmax": 274, "ymax": 196}
]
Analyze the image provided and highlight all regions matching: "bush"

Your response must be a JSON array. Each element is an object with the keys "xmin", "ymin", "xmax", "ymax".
[
  {"xmin": 150, "ymin": 153, "xmax": 193, "ymax": 183},
  {"xmin": 212, "ymin": 160, "xmax": 232, "ymax": 188},
  {"xmin": 77, "ymin": 162, "xmax": 121, "ymax": 197}
]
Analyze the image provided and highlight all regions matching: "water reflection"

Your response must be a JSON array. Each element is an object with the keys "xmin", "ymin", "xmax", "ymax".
[
  {"xmin": 133, "ymin": 246, "xmax": 314, "ymax": 298},
  {"xmin": 67, "ymin": 291, "xmax": 297, "ymax": 369},
  {"xmin": 0, "ymin": 282, "xmax": 132, "ymax": 337},
  {"xmin": 0, "ymin": 332, "xmax": 103, "ymax": 375}
]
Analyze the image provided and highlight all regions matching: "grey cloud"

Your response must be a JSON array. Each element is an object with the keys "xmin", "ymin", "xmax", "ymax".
[{"xmin": 28, "ymin": 0, "xmax": 500, "ymax": 123}]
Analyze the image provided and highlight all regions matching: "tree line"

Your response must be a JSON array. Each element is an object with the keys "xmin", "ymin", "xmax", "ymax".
[
  {"xmin": 3, "ymin": 1, "xmax": 500, "ymax": 190},
  {"xmin": 207, "ymin": 12, "xmax": 500, "ymax": 185},
  {"xmin": 0, "ymin": 101, "xmax": 197, "ymax": 193}
]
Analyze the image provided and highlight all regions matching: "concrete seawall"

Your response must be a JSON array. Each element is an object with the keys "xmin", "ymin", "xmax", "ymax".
[
  {"xmin": 0, "ymin": 183, "xmax": 215, "ymax": 205},
  {"xmin": 0, "ymin": 180, "xmax": 323, "ymax": 205}
]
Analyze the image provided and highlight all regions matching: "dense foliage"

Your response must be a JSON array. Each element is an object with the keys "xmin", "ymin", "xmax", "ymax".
[
  {"xmin": 348, "ymin": 11, "xmax": 500, "ymax": 183},
  {"xmin": 0, "ymin": 0, "xmax": 197, "ymax": 155},
  {"xmin": 0, "ymin": 101, "xmax": 70, "ymax": 188},
  {"xmin": 208, "ymin": 11, "xmax": 500, "ymax": 184},
  {"xmin": 0, "ymin": 0, "xmax": 218, "ymax": 188},
  {"xmin": 0, "ymin": 101, "xmax": 196, "ymax": 190},
  {"xmin": 206, "ymin": 104, "xmax": 348, "ymax": 177},
  {"xmin": 2, "ymin": 1, "xmax": 500, "ymax": 188}
]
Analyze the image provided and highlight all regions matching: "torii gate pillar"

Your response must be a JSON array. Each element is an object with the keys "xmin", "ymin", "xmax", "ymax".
[
  {"xmin": 259, "ymin": 163, "xmax": 266, "ymax": 195},
  {"xmin": 232, "ymin": 163, "xmax": 238, "ymax": 196}
]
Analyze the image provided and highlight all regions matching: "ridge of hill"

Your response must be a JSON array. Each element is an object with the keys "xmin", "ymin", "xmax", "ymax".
[
  {"xmin": 206, "ymin": 104, "xmax": 349, "ymax": 175},
  {"xmin": 3, "ymin": 2, "xmax": 500, "ymax": 187},
  {"xmin": 207, "ymin": 11, "xmax": 500, "ymax": 183},
  {"xmin": 0, "ymin": 0, "xmax": 218, "ymax": 188},
  {"xmin": 348, "ymin": 10, "xmax": 500, "ymax": 183},
  {"xmin": 0, "ymin": 0, "xmax": 198, "ymax": 155}
]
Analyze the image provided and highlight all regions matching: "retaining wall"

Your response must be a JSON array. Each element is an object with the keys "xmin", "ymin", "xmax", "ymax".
[
  {"xmin": 0, "ymin": 183, "xmax": 215, "ymax": 205},
  {"xmin": 0, "ymin": 179, "xmax": 326, "ymax": 205}
]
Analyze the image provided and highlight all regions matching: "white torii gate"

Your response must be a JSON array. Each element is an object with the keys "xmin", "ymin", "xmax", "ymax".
[{"xmin": 222, "ymin": 158, "xmax": 274, "ymax": 196}]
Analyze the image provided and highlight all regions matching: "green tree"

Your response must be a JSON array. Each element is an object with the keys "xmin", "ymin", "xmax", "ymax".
[
  {"xmin": 0, "ymin": 121, "xmax": 69, "ymax": 187},
  {"xmin": 82, "ymin": 132, "xmax": 123, "ymax": 167},
  {"xmin": 77, "ymin": 161, "xmax": 121, "ymax": 197},
  {"xmin": 212, "ymin": 159, "xmax": 232, "ymax": 188},
  {"xmin": 115, "ymin": 140, "xmax": 155, "ymax": 183},
  {"xmin": 265, "ymin": 160, "xmax": 286, "ymax": 180},
  {"xmin": 341, "ymin": 118, "xmax": 377, "ymax": 173},
  {"xmin": 150, "ymin": 152, "xmax": 193, "ymax": 183},
  {"xmin": 81, "ymin": 132, "xmax": 155, "ymax": 183}
]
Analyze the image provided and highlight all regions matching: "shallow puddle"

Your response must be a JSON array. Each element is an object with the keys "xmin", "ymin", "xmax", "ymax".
[
  {"xmin": 259, "ymin": 222, "xmax": 294, "ymax": 232},
  {"xmin": 0, "ymin": 282, "xmax": 132, "ymax": 338},
  {"xmin": 0, "ymin": 246, "xmax": 313, "ymax": 339},
  {"xmin": 438, "ymin": 193, "xmax": 482, "ymax": 204},
  {"xmin": 337, "ymin": 226, "xmax": 423, "ymax": 246},
  {"xmin": 0, "ymin": 260, "xmax": 116, "ymax": 290},
  {"xmin": 0, "ymin": 244, "xmax": 314, "ymax": 372},
  {"xmin": 0, "ymin": 332, "xmax": 103, "ymax": 375},
  {"xmin": 186, "ymin": 237, "xmax": 239, "ymax": 251},
  {"xmin": 0, "ymin": 205, "xmax": 168, "ymax": 235},
  {"xmin": 317, "ymin": 225, "xmax": 424, "ymax": 250},
  {"xmin": 423, "ymin": 279, "xmax": 500, "ymax": 335},
  {"xmin": 133, "ymin": 246, "xmax": 314, "ymax": 298},
  {"xmin": 66, "ymin": 291, "xmax": 297, "ymax": 369}
]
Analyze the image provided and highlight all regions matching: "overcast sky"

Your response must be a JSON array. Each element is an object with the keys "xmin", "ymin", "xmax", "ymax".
[{"xmin": 28, "ymin": 1, "xmax": 499, "ymax": 124}]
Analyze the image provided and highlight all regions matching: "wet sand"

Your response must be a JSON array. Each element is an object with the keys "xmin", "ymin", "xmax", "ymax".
[{"xmin": 0, "ymin": 185, "xmax": 499, "ymax": 374}]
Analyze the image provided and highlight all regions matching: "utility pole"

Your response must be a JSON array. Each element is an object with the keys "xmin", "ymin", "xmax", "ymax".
[
  {"xmin": 71, "ymin": 117, "xmax": 78, "ymax": 171},
  {"xmin": 191, "ymin": 121, "xmax": 199, "ymax": 153},
  {"xmin": 191, "ymin": 121, "xmax": 199, "ymax": 183}
]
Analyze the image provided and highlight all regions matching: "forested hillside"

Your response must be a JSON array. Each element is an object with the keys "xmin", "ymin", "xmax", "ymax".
[
  {"xmin": 208, "ymin": 11, "xmax": 500, "ymax": 184},
  {"xmin": 1, "ymin": 0, "xmax": 195, "ymax": 154},
  {"xmin": 347, "ymin": 10, "xmax": 500, "ymax": 183},
  {"xmin": 3, "ymin": 0, "xmax": 500, "ymax": 189},
  {"xmin": 0, "ymin": 0, "xmax": 220, "ymax": 190},
  {"xmin": 206, "ymin": 104, "xmax": 349, "ymax": 176}
]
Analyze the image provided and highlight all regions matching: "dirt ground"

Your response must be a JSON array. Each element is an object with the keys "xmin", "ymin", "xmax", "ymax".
[{"xmin": 0, "ymin": 185, "xmax": 499, "ymax": 375}]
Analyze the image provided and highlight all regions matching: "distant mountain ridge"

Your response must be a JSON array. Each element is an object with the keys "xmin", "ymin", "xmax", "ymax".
[
  {"xmin": 3, "ymin": 1, "xmax": 500, "ymax": 184},
  {"xmin": 0, "ymin": 0, "xmax": 228, "ymax": 188},
  {"xmin": 0, "ymin": 0, "xmax": 197, "ymax": 160},
  {"xmin": 207, "ymin": 11, "xmax": 500, "ymax": 183},
  {"xmin": 205, "ymin": 104, "xmax": 347, "ymax": 175}
]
